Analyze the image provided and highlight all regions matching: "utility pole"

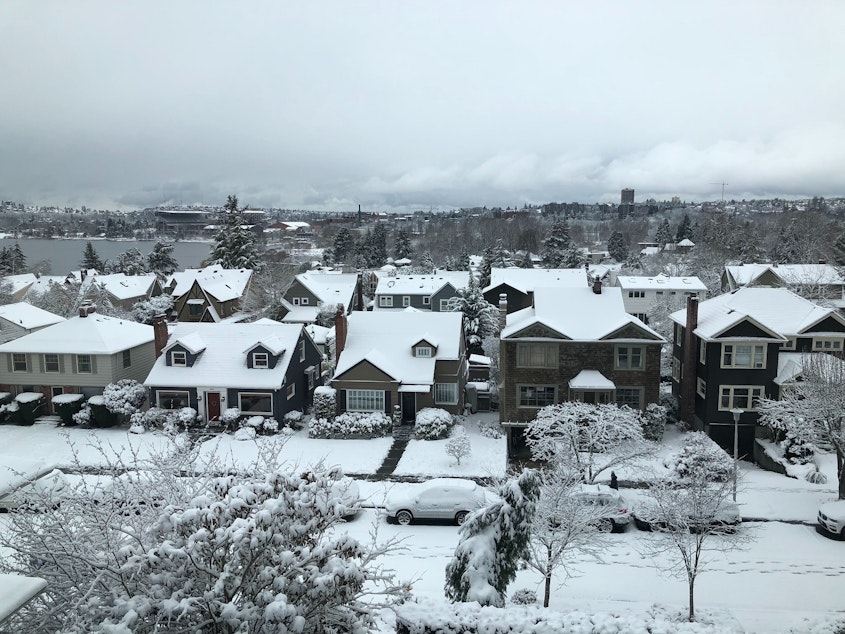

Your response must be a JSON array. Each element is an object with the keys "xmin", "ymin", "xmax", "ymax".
[{"xmin": 710, "ymin": 181, "xmax": 728, "ymax": 203}]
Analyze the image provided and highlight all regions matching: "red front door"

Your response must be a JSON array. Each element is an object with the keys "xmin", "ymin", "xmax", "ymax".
[{"xmin": 206, "ymin": 392, "xmax": 221, "ymax": 422}]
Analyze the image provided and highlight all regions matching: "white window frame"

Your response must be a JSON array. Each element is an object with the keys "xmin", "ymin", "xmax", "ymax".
[
  {"xmin": 781, "ymin": 337, "xmax": 797, "ymax": 350},
  {"xmin": 157, "ymin": 390, "xmax": 190, "ymax": 410},
  {"xmin": 672, "ymin": 356, "xmax": 681, "ymax": 382},
  {"xmin": 719, "ymin": 385, "xmax": 764, "ymax": 411},
  {"xmin": 439, "ymin": 299, "xmax": 450, "ymax": 311},
  {"xmin": 301, "ymin": 297, "xmax": 309, "ymax": 306},
  {"xmin": 699, "ymin": 338, "xmax": 706, "ymax": 364},
  {"xmin": 434, "ymin": 382, "xmax": 458, "ymax": 405},
  {"xmin": 43, "ymin": 353, "xmax": 60, "ymax": 373},
  {"xmin": 238, "ymin": 392, "xmax": 274, "ymax": 415},
  {"xmin": 516, "ymin": 343, "xmax": 557, "ymax": 368},
  {"xmin": 379, "ymin": 296, "xmax": 393, "ymax": 308},
  {"xmin": 518, "ymin": 385, "xmax": 556, "ymax": 408},
  {"xmin": 696, "ymin": 377, "xmax": 707, "ymax": 398},
  {"xmin": 253, "ymin": 352, "xmax": 269, "ymax": 369},
  {"xmin": 615, "ymin": 345, "xmax": 644, "ymax": 370},
  {"xmin": 813, "ymin": 337, "xmax": 843, "ymax": 351},
  {"xmin": 298, "ymin": 340, "xmax": 305, "ymax": 361},
  {"xmin": 615, "ymin": 387, "xmax": 643, "ymax": 410},
  {"xmin": 628, "ymin": 290, "xmax": 645, "ymax": 298},
  {"xmin": 423, "ymin": 296, "xmax": 431, "ymax": 306},
  {"xmin": 76, "ymin": 354, "xmax": 92, "ymax": 374},
  {"xmin": 122, "ymin": 349, "xmax": 131, "ymax": 368},
  {"xmin": 12, "ymin": 353, "xmax": 27, "ymax": 373},
  {"xmin": 286, "ymin": 383, "xmax": 295, "ymax": 399},
  {"xmin": 347, "ymin": 389, "xmax": 385, "ymax": 412},
  {"xmin": 292, "ymin": 297, "xmax": 301, "ymax": 306},
  {"xmin": 721, "ymin": 343, "xmax": 766, "ymax": 369},
  {"xmin": 171, "ymin": 350, "xmax": 187, "ymax": 367},
  {"xmin": 416, "ymin": 346, "xmax": 432, "ymax": 358},
  {"xmin": 402, "ymin": 295, "xmax": 410, "ymax": 307}
]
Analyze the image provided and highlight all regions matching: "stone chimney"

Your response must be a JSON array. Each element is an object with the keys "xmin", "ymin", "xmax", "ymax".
[
  {"xmin": 334, "ymin": 305, "xmax": 348, "ymax": 364},
  {"xmin": 680, "ymin": 296, "xmax": 699, "ymax": 425},
  {"xmin": 592, "ymin": 276, "xmax": 602, "ymax": 294},
  {"xmin": 78, "ymin": 302, "xmax": 96, "ymax": 318},
  {"xmin": 498, "ymin": 293, "xmax": 508, "ymax": 332},
  {"xmin": 153, "ymin": 314, "xmax": 168, "ymax": 358}
]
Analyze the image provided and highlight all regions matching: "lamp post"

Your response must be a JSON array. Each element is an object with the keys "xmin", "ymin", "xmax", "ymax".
[{"xmin": 730, "ymin": 407, "xmax": 743, "ymax": 502}]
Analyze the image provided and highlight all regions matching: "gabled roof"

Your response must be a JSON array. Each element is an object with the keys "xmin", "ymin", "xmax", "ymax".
[
  {"xmin": 616, "ymin": 273, "xmax": 707, "ymax": 292},
  {"xmin": 375, "ymin": 270, "xmax": 469, "ymax": 296},
  {"xmin": 165, "ymin": 332, "xmax": 207, "ymax": 355},
  {"xmin": 502, "ymin": 286, "xmax": 664, "ymax": 342},
  {"xmin": 1, "ymin": 273, "xmax": 37, "ymax": 295},
  {"xmin": 483, "ymin": 268, "xmax": 587, "ymax": 295},
  {"xmin": 0, "ymin": 314, "xmax": 153, "ymax": 354},
  {"xmin": 88, "ymin": 273, "xmax": 158, "ymax": 300},
  {"xmin": 145, "ymin": 323, "xmax": 307, "ymax": 390},
  {"xmin": 0, "ymin": 303, "xmax": 65, "ymax": 330},
  {"xmin": 775, "ymin": 352, "xmax": 845, "ymax": 385},
  {"xmin": 294, "ymin": 271, "xmax": 359, "ymax": 305},
  {"xmin": 245, "ymin": 335, "xmax": 285, "ymax": 356},
  {"xmin": 333, "ymin": 311, "xmax": 463, "ymax": 385},
  {"xmin": 725, "ymin": 263, "xmax": 845, "ymax": 287},
  {"xmin": 669, "ymin": 287, "xmax": 845, "ymax": 339},
  {"xmin": 166, "ymin": 267, "xmax": 252, "ymax": 302}
]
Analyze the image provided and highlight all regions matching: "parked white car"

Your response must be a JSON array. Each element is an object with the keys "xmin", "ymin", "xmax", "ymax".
[
  {"xmin": 385, "ymin": 478, "xmax": 497, "ymax": 525},
  {"xmin": 0, "ymin": 458, "xmax": 68, "ymax": 511},
  {"xmin": 817, "ymin": 500, "xmax": 845, "ymax": 539},
  {"xmin": 572, "ymin": 484, "xmax": 632, "ymax": 532}
]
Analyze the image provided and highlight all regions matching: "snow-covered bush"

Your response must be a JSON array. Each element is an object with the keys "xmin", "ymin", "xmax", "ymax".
[
  {"xmin": 309, "ymin": 411, "xmax": 392, "ymax": 439},
  {"xmin": 667, "ymin": 432, "xmax": 733, "ymax": 482},
  {"xmin": 11, "ymin": 392, "xmax": 44, "ymax": 425},
  {"xmin": 87, "ymin": 395, "xmax": 118, "ymax": 428},
  {"xmin": 446, "ymin": 427, "xmax": 471, "ymax": 465},
  {"xmin": 415, "ymin": 407, "xmax": 453, "ymax": 440},
  {"xmin": 0, "ymin": 392, "xmax": 12, "ymax": 422},
  {"xmin": 219, "ymin": 406, "xmax": 240, "ymax": 430},
  {"xmin": 782, "ymin": 429, "xmax": 815, "ymax": 465},
  {"xmin": 52, "ymin": 393, "xmax": 85, "ymax": 426},
  {"xmin": 73, "ymin": 404, "xmax": 91, "ymax": 426},
  {"xmin": 509, "ymin": 589, "xmax": 538, "ymax": 605},
  {"xmin": 129, "ymin": 406, "xmax": 199, "ymax": 434},
  {"xmin": 130, "ymin": 293, "xmax": 174, "ymax": 324},
  {"xmin": 102, "ymin": 379, "xmax": 146, "ymax": 419},
  {"xmin": 283, "ymin": 410, "xmax": 305, "ymax": 430},
  {"xmin": 239, "ymin": 415, "xmax": 280, "ymax": 435},
  {"xmin": 313, "ymin": 386, "xmax": 336, "ymax": 421},
  {"xmin": 642, "ymin": 402, "xmax": 667, "ymax": 441},
  {"xmin": 660, "ymin": 392, "xmax": 680, "ymax": 425},
  {"xmin": 234, "ymin": 426, "xmax": 257, "ymax": 441},
  {"xmin": 479, "ymin": 419, "xmax": 503, "ymax": 439}
]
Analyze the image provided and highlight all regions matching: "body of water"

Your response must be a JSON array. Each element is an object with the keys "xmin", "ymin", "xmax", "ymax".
[{"xmin": 3, "ymin": 238, "xmax": 213, "ymax": 275}]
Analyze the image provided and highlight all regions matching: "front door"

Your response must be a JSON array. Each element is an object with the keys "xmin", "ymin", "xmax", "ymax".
[
  {"xmin": 206, "ymin": 392, "xmax": 221, "ymax": 422},
  {"xmin": 401, "ymin": 392, "xmax": 416, "ymax": 423}
]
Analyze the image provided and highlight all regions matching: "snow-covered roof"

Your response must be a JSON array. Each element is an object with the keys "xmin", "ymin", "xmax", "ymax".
[
  {"xmin": 333, "ymin": 311, "xmax": 463, "ymax": 384},
  {"xmin": 1, "ymin": 273, "xmax": 37, "ymax": 295},
  {"xmin": 166, "ymin": 332, "xmax": 207, "ymax": 355},
  {"xmin": 677, "ymin": 238, "xmax": 695, "ymax": 247},
  {"xmin": 305, "ymin": 323, "xmax": 330, "ymax": 345},
  {"xmin": 146, "ymin": 323, "xmax": 306, "ymax": 389},
  {"xmin": 0, "ymin": 574, "xmax": 47, "ymax": 624},
  {"xmin": 616, "ymin": 274, "xmax": 707, "ymax": 292},
  {"xmin": 89, "ymin": 273, "xmax": 157, "ymax": 300},
  {"xmin": 294, "ymin": 271, "xmax": 359, "ymax": 305},
  {"xmin": 668, "ymin": 287, "xmax": 845, "ymax": 340},
  {"xmin": 502, "ymin": 286, "xmax": 664, "ymax": 342},
  {"xmin": 166, "ymin": 267, "xmax": 253, "ymax": 302},
  {"xmin": 0, "ymin": 313, "xmax": 153, "ymax": 354},
  {"xmin": 375, "ymin": 270, "xmax": 469, "ymax": 296},
  {"xmin": 281, "ymin": 305, "xmax": 321, "ymax": 324},
  {"xmin": 726, "ymin": 263, "xmax": 845, "ymax": 287},
  {"xmin": 775, "ymin": 351, "xmax": 845, "ymax": 385},
  {"xmin": 569, "ymin": 369, "xmax": 616, "ymax": 390},
  {"xmin": 0, "ymin": 302, "xmax": 65, "ymax": 329},
  {"xmin": 640, "ymin": 246, "xmax": 661, "ymax": 256},
  {"xmin": 483, "ymin": 268, "xmax": 586, "ymax": 294},
  {"xmin": 468, "ymin": 354, "xmax": 491, "ymax": 366}
]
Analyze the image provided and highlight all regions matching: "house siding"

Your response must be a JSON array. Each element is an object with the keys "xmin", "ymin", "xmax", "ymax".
[
  {"xmin": 430, "ymin": 285, "xmax": 460, "ymax": 312},
  {"xmin": 0, "ymin": 320, "xmax": 32, "ymax": 345},
  {"xmin": 283, "ymin": 279, "xmax": 321, "ymax": 308},
  {"xmin": 482, "ymin": 285, "xmax": 531, "ymax": 314}
]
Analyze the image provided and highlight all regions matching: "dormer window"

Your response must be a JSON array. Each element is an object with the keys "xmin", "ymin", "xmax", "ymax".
[
  {"xmin": 253, "ymin": 352, "xmax": 269, "ymax": 368},
  {"xmin": 172, "ymin": 351, "xmax": 187, "ymax": 367},
  {"xmin": 416, "ymin": 346, "xmax": 432, "ymax": 358}
]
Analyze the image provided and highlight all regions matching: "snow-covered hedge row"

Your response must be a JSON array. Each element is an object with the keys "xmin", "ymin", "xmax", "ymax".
[
  {"xmin": 414, "ymin": 407, "xmax": 453, "ymax": 440},
  {"xmin": 312, "ymin": 386, "xmax": 336, "ymax": 421},
  {"xmin": 129, "ymin": 407, "xmax": 199, "ymax": 434},
  {"xmin": 309, "ymin": 411, "xmax": 391, "ymax": 439},
  {"xmin": 395, "ymin": 600, "xmax": 740, "ymax": 634}
]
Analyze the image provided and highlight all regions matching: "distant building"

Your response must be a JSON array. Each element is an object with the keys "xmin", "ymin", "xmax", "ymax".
[{"xmin": 621, "ymin": 188, "xmax": 635, "ymax": 204}]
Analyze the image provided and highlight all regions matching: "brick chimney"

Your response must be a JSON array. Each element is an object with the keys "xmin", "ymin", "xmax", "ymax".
[
  {"xmin": 592, "ymin": 276, "xmax": 602, "ymax": 294},
  {"xmin": 78, "ymin": 302, "xmax": 96, "ymax": 318},
  {"xmin": 498, "ymin": 293, "xmax": 508, "ymax": 332},
  {"xmin": 680, "ymin": 296, "xmax": 698, "ymax": 425},
  {"xmin": 334, "ymin": 304, "xmax": 348, "ymax": 364},
  {"xmin": 153, "ymin": 314, "xmax": 168, "ymax": 358}
]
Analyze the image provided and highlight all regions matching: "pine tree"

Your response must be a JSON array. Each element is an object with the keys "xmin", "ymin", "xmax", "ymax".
[
  {"xmin": 445, "ymin": 469, "xmax": 541, "ymax": 607},
  {"xmin": 105, "ymin": 248, "xmax": 149, "ymax": 275},
  {"xmin": 654, "ymin": 218, "xmax": 672, "ymax": 246},
  {"xmin": 517, "ymin": 250, "xmax": 534, "ymax": 268},
  {"xmin": 420, "ymin": 251, "xmax": 435, "ymax": 272},
  {"xmin": 147, "ymin": 241, "xmax": 178, "ymax": 278},
  {"xmin": 456, "ymin": 250, "xmax": 470, "ymax": 271},
  {"xmin": 490, "ymin": 239, "xmax": 511, "ymax": 268},
  {"xmin": 675, "ymin": 214, "xmax": 693, "ymax": 242},
  {"xmin": 80, "ymin": 241, "xmax": 104, "ymax": 272},
  {"xmin": 541, "ymin": 221, "xmax": 573, "ymax": 267},
  {"xmin": 607, "ymin": 231, "xmax": 628, "ymax": 262},
  {"xmin": 448, "ymin": 272, "xmax": 500, "ymax": 352},
  {"xmin": 333, "ymin": 228, "xmax": 355, "ymax": 264},
  {"xmin": 11, "ymin": 242, "xmax": 25, "ymax": 274},
  {"xmin": 209, "ymin": 195, "xmax": 264, "ymax": 271},
  {"xmin": 0, "ymin": 248, "xmax": 11, "ymax": 275},
  {"xmin": 393, "ymin": 230, "xmax": 412, "ymax": 260}
]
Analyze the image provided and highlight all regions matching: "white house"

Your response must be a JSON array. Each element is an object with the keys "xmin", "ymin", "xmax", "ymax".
[{"xmin": 615, "ymin": 274, "xmax": 707, "ymax": 323}]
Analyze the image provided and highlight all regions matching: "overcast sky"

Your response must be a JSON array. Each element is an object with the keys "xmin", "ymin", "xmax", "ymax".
[{"xmin": 1, "ymin": 1, "xmax": 843, "ymax": 211}]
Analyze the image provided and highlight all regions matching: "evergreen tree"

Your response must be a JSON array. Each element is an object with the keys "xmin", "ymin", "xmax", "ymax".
[
  {"xmin": 147, "ymin": 241, "xmax": 178, "ymax": 278},
  {"xmin": 490, "ymin": 239, "xmax": 511, "ymax": 268},
  {"xmin": 393, "ymin": 230, "xmax": 412, "ymax": 260},
  {"xmin": 456, "ymin": 250, "xmax": 470, "ymax": 271},
  {"xmin": 209, "ymin": 195, "xmax": 264, "ymax": 271},
  {"xmin": 80, "ymin": 241, "xmax": 104, "ymax": 272},
  {"xmin": 447, "ymin": 272, "xmax": 500, "ymax": 353},
  {"xmin": 420, "ymin": 251, "xmax": 435, "ymax": 272},
  {"xmin": 369, "ymin": 223, "xmax": 388, "ymax": 267},
  {"xmin": 654, "ymin": 218, "xmax": 672, "ymax": 246},
  {"xmin": 0, "ymin": 248, "xmax": 11, "ymax": 275},
  {"xmin": 559, "ymin": 245, "xmax": 586, "ymax": 268},
  {"xmin": 607, "ymin": 231, "xmax": 628, "ymax": 262},
  {"xmin": 105, "ymin": 248, "xmax": 149, "ymax": 275},
  {"xmin": 333, "ymin": 228, "xmax": 355, "ymax": 264},
  {"xmin": 675, "ymin": 214, "xmax": 694, "ymax": 242},
  {"xmin": 517, "ymin": 250, "xmax": 534, "ymax": 268},
  {"xmin": 445, "ymin": 469, "xmax": 541, "ymax": 607},
  {"xmin": 541, "ymin": 221, "xmax": 573, "ymax": 267},
  {"xmin": 478, "ymin": 244, "xmax": 494, "ymax": 289},
  {"xmin": 10, "ymin": 242, "xmax": 25, "ymax": 274}
]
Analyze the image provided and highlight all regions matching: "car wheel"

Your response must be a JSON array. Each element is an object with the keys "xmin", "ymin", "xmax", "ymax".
[
  {"xmin": 396, "ymin": 510, "xmax": 413, "ymax": 525},
  {"xmin": 455, "ymin": 510, "xmax": 469, "ymax": 525},
  {"xmin": 634, "ymin": 516, "xmax": 653, "ymax": 532}
]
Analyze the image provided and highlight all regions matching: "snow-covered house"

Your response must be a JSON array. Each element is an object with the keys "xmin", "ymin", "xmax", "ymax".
[
  {"xmin": 721, "ymin": 263, "xmax": 845, "ymax": 306},
  {"xmin": 165, "ymin": 267, "xmax": 253, "ymax": 322},
  {"xmin": 669, "ymin": 287, "xmax": 845, "ymax": 457},
  {"xmin": 615, "ymin": 274, "xmax": 707, "ymax": 323},
  {"xmin": 277, "ymin": 271, "xmax": 361, "ymax": 324},
  {"xmin": 0, "ymin": 306, "xmax": 156, "ymax": 409},
  {"xmin": 373, "ymin": 270, "xmax": 469, "ymax": 311},
  {"xmin": 1, "ymin": 273, "xmax": 38, "ymax": 301},
  {"xmin": 330, "ymin": 310, "xmax": 466, "ymax": 422},
  {"xmin": 144, "ymin": 322, "xmax": 322, "ymax": 423},
  {"xmin": 0, "ymin": 303, "xmax": 65, "ymax": 344},
  {"xmin": 482, "ymin": 268, "xmax": 588, "ymax": 314},
  {"xmin": 499, "ymin": 280, "xmax": 664, "ymax": 460},
  {"xmin": 83, "ymin": 273, "xmax": 162, "ymax": 310}
]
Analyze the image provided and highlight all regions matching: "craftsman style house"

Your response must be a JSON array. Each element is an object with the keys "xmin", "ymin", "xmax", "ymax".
[
  {"xmin": 165, "ymin": 267, "xmax": 253, "ymax": 322},
  {"xmin": 277, "ymin": 271, "xmax": 361, "ymax": 324},
  {"xmin": 144, "ymin": 322, "xmax": 321, "ymax": 423},
  {"xmin": 499, "ymin": 279, "xmax": 664, "ymax": 459},
  {"xmin": 721, "ymin": 263, "xmax": 845, "ymax": 307},
  {"xmin": 669, "ymin": 287, "xmax": 845, "ymax": 457},
  {"xmin": 373, "ymin": 270, "xmax": 469, "ymax": 311}
]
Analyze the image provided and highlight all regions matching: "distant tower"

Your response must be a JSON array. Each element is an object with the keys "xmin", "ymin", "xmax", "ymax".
[
  {"xmin": 621, "ymin": 188, "xmax": 635, "ymax": 204},
  {"xmin": 357, "ymin": 204, "xmax": 362, "ymax": 225}
]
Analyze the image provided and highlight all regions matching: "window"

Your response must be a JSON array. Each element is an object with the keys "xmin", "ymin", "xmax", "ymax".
[
  {"xmin": 298, "ymin": 340, "xmax": 305, "ymax": 361},
  {"xmin": 721, "ymin": 343, "xmax": 766, "ymax": 369},
  {"xmin": 76, "ymin": 354, "xmax": 92, "ymax": 374},
  {"xmin": 379, "ymin": 296, "xmax": 393, "ymax": 308},
  {"xmin": 188, "ymin": 303, "xmax": 203, "ymax": 317},
  {"xmin": 781, "ymin": 337, "xmax": 796, "ymax": 350},
  {"xmin": 239, "ymin": 392, "xmax": 273, "ymax": 415},
  {"xmin": 672, "ymin": 356, "xmax": 681, "ymax": 381},
  {"xmin": 301, "ymin": 297, "xmax": 309, "ymax": 305},
  {"xmin": 292, "ymin": 297, "xmax": 300, "ymax": 305},
  {"xmin": 307, "ymin": 368, "xmax": 315, "ymax": 390},
  {"xmin": 656, "ymin": 291, "xmax": 664, "ymax": 296},
  {"xmin": 628, "ymin": 290, "xmax": 645, "ymax": 298},
  {"xmin": 674, "ymin": 323, "xmax": 683, "ymax": 344},
  {"xmin": 423, "ymin": 296, "xmax": 430, "ymax": 305},
  {"xmin": 573, "ymin": 389, "xmax": 611, "ymax": 404},
  {"xmin": 615, "ymin": 387, "xmax": 643, "ymax": 410},
  {"xmin": 516, "ymin": 343, "xmax": 557, "ymax": 368},
  {"xmin": 253, "ymin": 352, "xmax": 269, "ymax": 368},
  {"xmin": 402, "ymin": 296, "xmax": 410, "ymax": 307},
  {"xmin": 615, "ymin": 346, "xmax": 644, "ymax": 370},
  {"xmin": 157, "ymin": 390, "xmax": 190, "ymax": 409},
  {"xmin": 286, "ymin": 383, "xmax": 295, "ymax": 399},
  {"xmin": 12, "ymin": 353, "xmax": 27, "ymax": 372},
  {"xmin": 439, "ymin": 299, "xmax": 450, "ymax": 311},
  {"xmin": 171, "ymin": 351, "xmax": 187, "ymax": 367},
  {"xmin": 633, "ymin": 313, "xmax": 648, "ymax": 323},
  {"xmin": 44, "ymin": 354, "xmax": 59, "ymax": 373},
  {"xmin": 699, "ymin": 339, "xmax": 706, "ymax": 364},
  {"xmin": 697, "ymin": 377, "xmax": 707, "ymax": 398},
  {"xmin": 813, "ymin": 337, "xmax": 843, "ymax": 351},
  {"xmin": 122, "ymin": 349, "xmax": 131, "ymax": 369},
  {"xmin": 719, "ymin": 385, "xmax": 764, "ymax": 411},
  {"xmin": 347, "ymin": 389, "xmax": 385, "ymax": 412},
  {"xmin": 519, "ymin": 385, "xmax": 556, "ymax": 408},
  {"xmin": 434, "ymin": 382, "xmax": 458, "ymax": 405},
  {"xmin": 416, "ymin": 346, "xmax": 432, "ymax": 357}
]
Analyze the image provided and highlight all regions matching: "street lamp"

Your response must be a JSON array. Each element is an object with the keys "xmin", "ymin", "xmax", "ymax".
[{"xmin": 730, "ymin": 407, "xmax": 743, "ymax": 502}]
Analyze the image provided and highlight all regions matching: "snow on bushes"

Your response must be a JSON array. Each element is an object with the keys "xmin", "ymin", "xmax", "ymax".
[
  {"xmin": 283, "ymin": 410, "xmax": 305, "ymax": 430},
  {"xmin": 53, "ymin": 393, "xmax": 85, "ymax": 426},
  {"xmin": 239, "ymin": 415, "xmax": 280, "ymax": 436},
  {"xmin": 129, "ymin": 406, "xmax": 199, "ymax": 434},
  {"xmin": 667, "ymin": 432, "xmax": 734, "ymax": 482},
  {"xmin": 415, "ymin": 407, "xmax": 453, "ymax": 440},
  {"xmin": 642, "ymin": 402, "xmax": 667, "ymax": 441},
  {"xmin": 312, "ymin": 386, "xmax": 336, "ymax": 421},
  {"xmin": 102, "ymin": 379, "xmax": 146, "ymax": 417},
  {"xmin": 445, "ymin": 426, "xmax": 471, "ymax": 465},
  {"xmin": 478, "ymin": 419, "xmax": 503, "ymax": 439},
  {"xmin": 309, "ymin": 411, "xmax": 391, "ymax": 439}
]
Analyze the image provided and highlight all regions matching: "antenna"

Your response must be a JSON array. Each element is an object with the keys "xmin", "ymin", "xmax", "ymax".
[{"xmin": 710, "ymin": 181, "xmax": 728, "ymax": 202}]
